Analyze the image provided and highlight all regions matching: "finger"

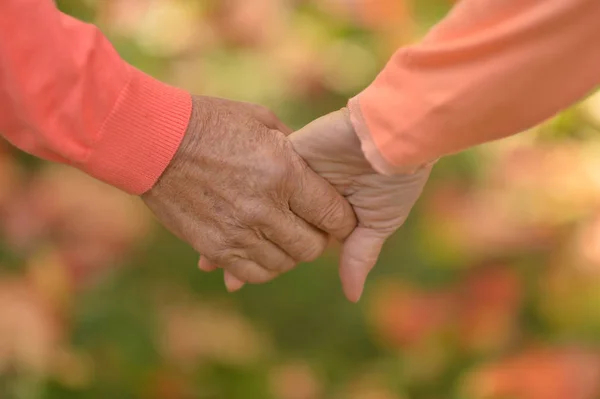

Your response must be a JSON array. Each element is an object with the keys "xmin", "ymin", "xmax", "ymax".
[
  {"xmin": 246, "ymin": 240, "xmax": 297, "ymax": 273},
  {"xmin": 261, "ymin": 211, "xmax": 329, "ymax": 263},
  {"xmin": 289, "ymin": 169, "xmax": 357, "ymax": 242},
  {"xmin": 197, "ymin": 255, "xmax": 244, "ymax": 292},
  {"xmin": 198, "ymin": 256, "xmax": 219, "ymax": 272},
  {"xmin": 224, "ymin": 271, "xmax": 245, "ymax": 292},
  {"xmin": 339, "ymin": 227, "xmax": 388, "ymax": 303},
  {"xmin": 223, "ymin": 257, "xmax": 278, "ymax": 285}
]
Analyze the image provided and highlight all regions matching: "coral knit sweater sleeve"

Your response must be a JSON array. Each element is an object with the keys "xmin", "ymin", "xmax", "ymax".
[
  {"xmin": 0, "ymin": 0, "xmax": 192, "ymax": 194},
  {"xmin": 349, "ymin": 0, "xmax": 600, "ymax": 174}
]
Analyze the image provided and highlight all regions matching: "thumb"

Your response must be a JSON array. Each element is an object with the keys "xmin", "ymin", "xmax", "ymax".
[{"xmin": 339, "ymin": 227, "xmax": 387, "ymax": 303}]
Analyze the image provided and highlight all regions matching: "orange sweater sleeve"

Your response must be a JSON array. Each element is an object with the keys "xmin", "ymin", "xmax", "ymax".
[
  {"xmin": 0, "ymin": 0, "xmax": 191, "ymax": 194},
  {"xmin": 349, "ymin": 0, "xmax": 600, "ymax": 174}
]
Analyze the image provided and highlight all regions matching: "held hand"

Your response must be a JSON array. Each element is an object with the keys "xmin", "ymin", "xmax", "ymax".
[
  {"xmin": 142, "ymin": 97, "xmax": 356, "ymax": 286},
  {"xmin": 289, "ymin": 109, "xmax": 433, "ymax": 302}
]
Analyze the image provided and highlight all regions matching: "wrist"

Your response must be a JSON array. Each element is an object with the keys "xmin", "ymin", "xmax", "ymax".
[
  {"xmin": 145, "ymin": 95, "xmax": 206, "ymax": 201},
  {"xmin": 347, "ymin": 96, "xmax": 435, "ymax": 175}
]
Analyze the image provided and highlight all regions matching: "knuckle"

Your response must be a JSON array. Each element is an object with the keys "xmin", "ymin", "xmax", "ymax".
[
  {"xmin": 288, "ymin": 157, "xmax": 310, "ymax": 184},
  {"xmin": 239, "ymin": 266, "xmax": 275, "ymax": 284},
  {"xmin": 212, "ymin": 250, "xmax": 238, "ymax": 267},
  {"xmin": 295, "ymin": 233, "xmax": 328, "ymax": 262},
  {"xmin": 241, "ymin": 203, "xmax": 271, "ymax": 224},
  {"xmin": 230, "ymin": 266, "xmax": 252, "ymax": 282},
  {"xmin": 217, "ymin": 252, "xmax": 277, "ymax": 284},
  {"xmin": 319, "ymin": 199, "xmax": 348, "ymax": 229},
  {"xmin": 221, "ymin": 226, "xmax": 251, "ymax": 248},
  {"xmin": 250, "ymin": 153, "xmax": 292, "ymax": 190},
  {"xmin": 280, "ymin": 257, "xmax": 297, "ymax": 273},
  {"xmin": 249, "ymin": 226, "xmax": 269, "ymax": 243},
  {"xmin": 264, "ymin": 159, "xmax": 293, "ymax": 185},
  {"xmin": 297, "ymin": 248, "xmax": 320, "ymax": 263},
  {"xmin": 189, "ymin": 233, "xmax": 221, "ymax": 256},
  {"xmin": 268, "ymin": 256, "xmax": 296, "ymax": 273},
  {"xmin": 250, "ymin": 272, "xmax": 276, "ymax": 284}
]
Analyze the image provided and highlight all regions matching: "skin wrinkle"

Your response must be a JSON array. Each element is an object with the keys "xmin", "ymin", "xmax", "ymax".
[
  {"xmin": 288, "ymin": 109, "xmax": 432, "ymax": 301},
  {"xmin": 142, "ymin": 95, "xmax": 356, "ymax": 286}
]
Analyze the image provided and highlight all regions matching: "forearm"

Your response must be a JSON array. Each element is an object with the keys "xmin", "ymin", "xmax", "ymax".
[
  {"xmin": 350, "ymin": 0, "xmax": 600, "ymax": 174},
  {"xmin": 0, "ymin": 0, "xmax": 191, "ymax": 194}
]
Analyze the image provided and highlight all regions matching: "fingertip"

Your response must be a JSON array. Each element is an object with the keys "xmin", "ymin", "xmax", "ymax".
[
  {"xmin": 338, "ymin": 227, "xmax": 386, "ymax": 303},
  {"xmin": 340, "ymin": 262, "xmax": 367, "ymax": 303},
  {"xmin": 224, "ymin": 272, "xmax": 245, "ymax": 292},
  {"xmin": 198, "ymin": 256, "xmax": 219, "ymax": 272},
  {"xmin": 344, "ymin": 286, "xmax": 363, "ymax": 303}
]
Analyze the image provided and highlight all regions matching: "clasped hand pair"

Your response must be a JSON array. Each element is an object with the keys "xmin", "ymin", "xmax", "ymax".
[{"xmin": 142, "ymin": 96, "xmax": 432, "ymax": 302}]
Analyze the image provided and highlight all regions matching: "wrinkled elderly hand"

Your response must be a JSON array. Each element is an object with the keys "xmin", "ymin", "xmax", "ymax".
[
  {"xmin": 142, "ymin": 97, "xmax": 356, "ymax": 285},
  {"xmin": 289, "ymin": 109, "xmax": 433, "ymax": 302}
]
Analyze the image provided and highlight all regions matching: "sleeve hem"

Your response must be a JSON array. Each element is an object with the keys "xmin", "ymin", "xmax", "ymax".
[
  {"xmin": 348, "ymin": 96, "xmax": 433, "ymax": 175},
  {"xmin": 81, "ymin": 67, "xmax": 192, "ymax": 195}
]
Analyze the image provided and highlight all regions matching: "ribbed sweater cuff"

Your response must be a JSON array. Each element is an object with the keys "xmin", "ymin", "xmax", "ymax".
[{"xmin": 82, "ymin": 67, "xmax": 192, "ymax": 195}]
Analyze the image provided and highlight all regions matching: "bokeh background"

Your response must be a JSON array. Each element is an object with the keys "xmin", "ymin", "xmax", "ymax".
[{"xmin": 2, "ymin": 0, "xmax": 600, "ymax": 398}]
